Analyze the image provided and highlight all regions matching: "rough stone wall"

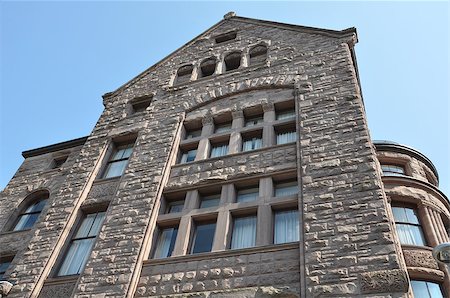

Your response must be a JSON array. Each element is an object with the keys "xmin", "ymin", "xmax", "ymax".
[{"xmin": 0, "ymin": 17, "xmax": 411, "ymax": 298}]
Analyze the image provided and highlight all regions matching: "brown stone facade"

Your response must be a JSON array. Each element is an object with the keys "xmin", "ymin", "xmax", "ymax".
[{"xmin": 0, "ymin": 14, "xmax": 448, "ymax": 298}]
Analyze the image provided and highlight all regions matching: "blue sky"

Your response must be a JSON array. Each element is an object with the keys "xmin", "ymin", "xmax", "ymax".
[{"xmin": 1, "ymin": 2, "xmax": 448, "ymax": 196}]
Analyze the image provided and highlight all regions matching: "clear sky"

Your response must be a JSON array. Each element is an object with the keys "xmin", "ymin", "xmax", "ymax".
[{"xmin": 1, "ymin": 2, "xmax": 449, "ymax": 197}]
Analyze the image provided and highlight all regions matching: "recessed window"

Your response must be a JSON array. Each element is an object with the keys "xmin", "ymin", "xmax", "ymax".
[
  {"xmin": 0, "ymin": 257, "xmax": 13, "ymax": 280},
  {"xmin": 102, "ymin": 143, "xmax": 134, "ymax": 179},
  {"xmin": 13, "ymin": 198, "xmax": 47, "ymax": 231},
  {"xmin": 185, "ymin": 129, "xmax": 201, "ymax": 139},
  {"xmin": 179, "ymin": 148, "xmax": 197, "ymax": 164},
  {"xmin": 51, "ymin": 156, "xmax": 68, "ymax": 169},
  {"xmin": 276, "ymin": 108, "xmax": 296, "ymax": 121},
  {"xmin": 191, "ymin": 221, "xmax": 216, "ymax": 254},
  {"xmin": 274, "ymin": 209, "xmax": 299, "ymax": 244},
  {"xmin": 153, "ymin": 226, "xmax": 178, "ymax": 259},
  {"xmin": 130, "ymin": 96, "xmax": 152, "ymax": 113},
  {"xmin": 274, "ymin": 180, "xmax": 298, "ymax": 197},
  {"xmin": 231, "ymin": 215, "xmax": 256, "ymax": 249},
  {"xmin": 215, "ymin": 31, "xmax": 237, "ymax": 44},
  {"xmin": 200, "ymin": 58, "xmax": 216, "ymax": 77},
  {"xmin": 276, "ymin": 126, "xmax": 296, "ymax": 145},
  {"xmin": 224, "ymin": 52, "xmax": 241, "ymax": 71},
  {"xmin": 236, "ymin": 186, "xmax": 259, "ymax": 203},
  {"xmin": 381, "ymin": 164, "xmax": 405, "ymax": 176},
  {"xmin": 392, "ymin": 206, "xmax": 426, "ymax": 246},
  {"xmin": 57, "ymin": 211, "xmax": 105, "ymax": 276},
  {"xmin": 249, "ymin": 44, "xmax": 268, "ymax": 65},
  {"xmin": 176, "ymin": 64, "xmax": 193, "ymax": 84},
  {"xmin": 210, "ymin": 141, "xmax": 229, "ymax": 158},
  {"xmin": 411, "ymin": 280, "xmax": 444, "ymax": 298},
  {"xmin": 214, "ymin": 122, "xmax": 232, "ymax": 134},
  {"xmin": 244, "ymin": 115, "xmax": 263, "ymax": 127},
  {"xmin": 200, "ymin": 193, "xmax": 220, "ymax": 209},
  {"xmin": 166, "ymin": 200, "xmax": 184, "ymax": 214},
  {"xmin": 242, "ymin": 133, "xmax": 262, "ymax": 152}
]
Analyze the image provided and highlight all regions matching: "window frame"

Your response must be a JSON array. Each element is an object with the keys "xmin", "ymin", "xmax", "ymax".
[
  {"xmin": 230, "ymin": 214, "xmax": 257, "ymax": 250},
  {"xmin": 0, "ymin": 255, "xmax": 14, "ymax": 280},
  {"xmin": 391, "ymin": 205, "xmax": 427, "ymax": 246},
  {"xmin": 100, "ymin": 141, "xmax": 135, "ymax": 179},
  {"xmin": 190, "ymin": 220, "xmax": 217, "ymax": 254},
  {"xmin": 411, "ymin": 280, "xmax": 444, "ymax": 298},
  {"xmin": 152, "ymin": 225, "xmax": 179, "ymax": 259},
  {"xmin": 273, "ymin": 208, "xmax": 300, "ymax": 245},
  {"xmin": 381, "ymin": 164, "xmax": 406, "ymax": 176}
]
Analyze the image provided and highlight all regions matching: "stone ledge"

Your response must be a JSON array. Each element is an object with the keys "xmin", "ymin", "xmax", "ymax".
[{"xmin": 360, "ymin": 269, "xmax": 408, "ymax": 294}]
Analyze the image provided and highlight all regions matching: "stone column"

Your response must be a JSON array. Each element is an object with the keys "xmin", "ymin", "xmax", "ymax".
[
  {"xmin": 172, "ymin": 216, "xmax": 193, "ymax": 256},
  {"xmin": 262, "ymin": 101, "xmax": 275, "ymax": 147},
  {"xmin": 212, "ymin": 211, "xmax": 231, "ymax": 251},
  {"xmin": 229, "ymin": 109, "xmax": 244, "ymax": 154},
  {"xmin": 196, "ymin": 115, "xmax": 213, "ymax": 160},
  {"xmin": 420, "ymin": 204, "xmax": 439, "ymax": 247}
]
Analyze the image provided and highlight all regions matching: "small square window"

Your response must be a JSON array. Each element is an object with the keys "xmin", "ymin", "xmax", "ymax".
[
  {"xmin": 381, "ymin": 164, "xmax": 405, "ymax": 176},
  {"xmin": 275, "ymin": 126, "xmax": 296, "ymax": 145},
  {"xmin": 51, "ymin": 156, "xmax": 68, "ymax": 169},
  {"xmin": 244, "ymin": 115, "xmax": 263, "ymax": 127},
  {"xmin": 185, "ymin": 129, "xmax": 202, "ymax": 139},
  {"xmin": 166, "ymin": 200, "xmax": 184, "ymax": 214},
  {"xmin": 210, "ymin": 142, "xmax": 229, "ymax": 158},
  {"xmin": 102, "ymin": 143, "xmax": 134, "ymax": 179},
  {"xmin": 276, "ymin": 109, "xmax": 296, "ymax": 120},
  {"xmin": 274, "ymin": 180, "xmax": 298, "ymax": 197},
  {"xmin": 130, "ymin": 96, "xmax": 152, "ymax": 113},
  {"xmin": 0, "ymin": 256, "xmax": 13, "ymax": 280},
  {"xmin": 179, "ymin": 148, "xmax": 197, "ymax": 164},
  {"xmin": 214, "ymin": 123, "xmax": 232, "ymax": 134},
  {"xmin": 236, "ymin": 186, "xmax": 259, "ymax": 203},
  {"xmin": 153, "ymin": 226, "xmax": 178, "ymax": 259},
  {"xmin": 191, "ymin": 221, "xmax": 216, "ymax": 254},
  {"xmin": 242, "ymin": 134, "xmax": 262, "ymax": 152},
  {"xmin": 200, "ymin": 194, "xmax": 220, "ymax": 209},
  {"xmin": 230, "ymin": 215, "xmax": 257, "ymax": 249},
  {"xmin": 274, "ymin": 209, "xmax": 299, "ymax": 244}
]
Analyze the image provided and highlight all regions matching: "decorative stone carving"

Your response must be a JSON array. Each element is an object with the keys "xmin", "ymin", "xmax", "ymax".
[
  {"xmin": 202, "ymin": 115, "xmax": 214, "ymax": 125},
  {"xmin": 231, "ymin": 106, "xmax": 243, "ymax": 119},
  {"xmin": 37, "ymin": 282, "xmax": 76, "ymax": 298},
  {"xmin": 403, "ymin": 248, "xmax": 439, "ymax": 269},
  {"xmin": 360, "ymin": 269, "xmax": 408, "ymax": 294},
  {"xmin": 261, "ymin": 101, "xmax": 274, "ymax": 112},
  {"xmin": 87, "ymin": 180, "xmax": 119, "ymax": 199}
]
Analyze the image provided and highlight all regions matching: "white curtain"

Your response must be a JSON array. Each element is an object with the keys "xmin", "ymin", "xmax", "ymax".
[
  {"xmin": 274, "ymin": 210, "xmax": 299, "ymax": 244},
  {"xmin": 181, "ymin": 149, "xmax": 197, "ymax": 163},
  {"xmin": 276, "ymin": 110, "xmax": 295, "ymax": 120},
  {"xmin": 275, "ymin": 182, "xmax": 298, "ymax": 197},
  {"xmin": 58, "ymin": 238, "xmax": 94, "ymax": 275},
  {"xmin": 153, "ymin": 228, "xmax": 177, "ymax": 259},
  {"xmin": 243, "ymin": 138, "xmax": 262, "ymax": 151},
  {"xmin": 276, "ymin": 131, "xmax": 296, "ymax": 144},
  {"xmin": 396, "ymin": 224, "xmax": 426, "ymax": 245},
  {"xmin": 210, "ymin": 144, "xmax": 228, "ymax": 158},
  {"xmin": 231, "ymin": 216, "xmax": 256, "ymax": 249},
  {"xmin": 237, "ymin": 188, "xmax": 258, "ymax": 203}
]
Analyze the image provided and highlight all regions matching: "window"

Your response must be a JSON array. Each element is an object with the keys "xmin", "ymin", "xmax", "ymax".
[
  {"xmin": 200, "ymin": 194, "xmax": 220, "ymax": 208},
  {"xmin": 392, "ymin": 206, "xmax": 426, "ymax": 246},
  {"xmin": 236, "ymin": 186, "xmax": 259, "ymax": 203},
  {"xmin": 231, "ymin": 215, "xmax": 256, "ymax": 249},
  {"xmin": 13, "ymin": 199, "xmax": 47, "ymax": 231},
  {"xmin": 210, "ymin": 142, "xmax": 229, "ymax": 158},
  {"xmin": 176, "ymin": 64, "xmax": 193, "ymax": 84},
  {"xmin": 153, "ymin": 226, "xmax": 178, "ymax": 259},
  {"xmin": 249, "ymin": 44, "xmax": 268, "ymax": 65},
  {"xmin": 191, "ymin": 221, "xmax": 216, "ymax": 254},
  {"xmin": 215, "ymin": 31, "xmax": 236, "ymax": 44},
  {"xmin": 242, "ymin": 135, "xmax": 262, "ymax": 152},
  {"xmin": 275, "ymin": 180, "xmax": 298, "ymax": 197},
  {"xmin": 51, "ymin": 156, "xmax": 68, "ymax": 169},
  {"xmin": 57, "ymin": 211, "xmax": 105, "ymax": 276},
  {"xmin": 381, "ymin": 164, "xmax": 405, "ymax": 176},
  {"xmin": 179, "ymin": 148, "xmax": 197, "ymax": 164},
  {"xmin": 276, "ymin": 109, "xmax": 296, "ymax": 120},
  {"xmin": 244, "ymin": 115, "xmax": 263, "ymax": 127},
  {"xmin": 166, "ymin": 201, "xmax": 184, "ymax": 214},
  {"xmin": 274, "ymin": 209, "xmax": 299, "ymax": 244},
  {"xmin": 214, "ymin": 122, "xmax": 232, "ymax": 134},
  {"xmin": 200, "ymin": 58, "xmax": 216, "ymax": 77},
  {"xmin": 0, "ymin": 257, "xmax": 13, "ymax": 280},
  {"xmin": 185, "ymin": 129, "xmax": 201, "ymax": 139},
  {"xmin": 130, "ymin": 96, "xmax": 152, "ymax": 113},
  {"xmin": 224, "ymin": 52, "xmax": 241, "ymax": 71},
  {"xmin": 102, "ymin": 143, "xmax": 133, "ymax": 179},
  {"xmin": 276, "ymin": 127, "xmax": 296, "ymax": 145},
  {"xmin": 411, "ymin": 280, "xmax": 444, "ymax": 298}
]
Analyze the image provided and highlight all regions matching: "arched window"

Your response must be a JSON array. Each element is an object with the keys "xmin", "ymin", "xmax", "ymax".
[
  {"xmin": 176, "ymin": 64, "xmax": 193, "ymax": 84},
  {"xmin": 12, "ymin": 192, "xmax": 48, "ymax": 231},
  {"xmin": 249, "ymin": 44, "xmax": 267, "ymax": 65},
  {"xmin": 199, "ymin": 58, "xmax": 216, "ymax": 78},
  {"xmin": 224, "ymin": 51, "xmax": 241, "ymax": 71}
]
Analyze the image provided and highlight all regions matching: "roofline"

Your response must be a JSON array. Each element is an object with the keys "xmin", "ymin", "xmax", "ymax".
[
  {"xmin": 22, "ymin": 136, "xmax": 88, "ymax": 158},
  {"xmin": 102, "ymin": 13, "xmax": 357, "ymax": 101},
  {"xmin": 373, "ymin": 140, "xmax": 439, "ymax": 182}
]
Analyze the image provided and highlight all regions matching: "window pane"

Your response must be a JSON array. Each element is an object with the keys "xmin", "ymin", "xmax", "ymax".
[
  {"xmin": 276, "ymin": 110, "xmax": 295, "ymax": 120},
  {"xmin": 181, "ymin": 149, "xmax": 197, "ymax": 163},
  {"xmin": 58, "ymin": 238, "xmax": 94, "ymax": 276},
  {"xmin": 411, "ymin": 280, "xmax": 444, "ymax": 298},
  {"xmin": 405, "ymin": 208, "xmax": 420, "ymax": 225},
  {"xmin": 75, "ymin": 213, "xmax": 97, "ymax": 238},
  {"xmin": 231, "ymin": 216, "xmax": 256, "ymax": 249},
  {"xmin": 0, "ymin": 261, "xmax": 11, "ymax": 275},
  {"xmin": 200, "ymin": 195, "xmax": 220, "ymax": 208},
  {"xmin": 192, "ymin": 222, "xmax": 216, "ymax": 254},
  {"xmin": 243, "ymin": 137, "xmax": 262, "ymax": 152},
  {"xmin": 186, "ymin": 130, "xmax": 201, "ymax": 139},
  {"xmin": 103, "ymin": 160, "xmax": 127, "ymax": 178},
  {"xmin": 215, "ymin": 123, "xmax": 231, "ymax": 133},
  {"xmin": 87, "ymin": 212, "xmax": 105, "ymax": 237},
  {"xmin": 245, "ymin": 116, "xmax": 263, "ymax": 127},
  {"xmin": 167, "ymin": 201, "xmax": 184, "ymax": 213},
  {"xmin": 153, "ymin": 227, "xmax": 178, "ymax": 259},
  {"xmin": 381, "ymin": 164, "xmax": 405, "ymax": 176},
  {"xmin": 275, "ymin": 181, "xmax": 298, "ymax": 197},
  {"xmin": 210, "ymin": 144, "xmax": 228, "ymax": 158},
  {"xmin": 237, "ymin": 188, "xmax": 258, "ymax": 203},
  {"xmin": 392, "ymin": 207, "xmax": 408, "ymax": 223},
  {"xmin": 14, "ymin": 213, "xmax": 39, "ymax": 231},
  {"xmin": 427, "ymin": 282, "xmax": 444, "ymax": 298},
  {"xmin": 27, "ymin": 199, "xmax": 47, "ymax": 213},
  {"xmin": 396, "ymin": 224, "xmax": 426, "ymax": 246},
  {"xmin": 274, "ymin": 210, "xmax": 299, "ymax": 244},
  {"xmin": 276, "ymin": 131, "xmax": 296, "ymax": 144}
]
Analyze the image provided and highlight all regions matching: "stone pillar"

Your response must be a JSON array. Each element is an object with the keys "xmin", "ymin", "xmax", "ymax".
[
  {"xmin": 229, "ymin": 109, "xmax": 244, "ymax": 154},
  {"xmin": 196, "ymin": 116, "xmax": 213, "ymax": 160},
  {"xmin": 262, "ymin": 101, "xmax": 275, "ymax": 147},
  {"xmin": 172, "ymin": 216, "xmax": 193, "ymax": 256},
  {"xmin": 212, "ymin": 211, "xmax": 231, "ymax": 251},
  {"xmin": 256, "ymin": 205, "xmax": 273, "ymax": 246},
  {"xmin": 420, "ymin": 205, "xmax": 439, "ymax": 247}
]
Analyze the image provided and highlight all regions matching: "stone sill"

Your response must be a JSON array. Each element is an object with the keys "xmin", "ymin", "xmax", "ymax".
[
  {"xmin": 401, "ymin": 244, "xmax": 433, "ymax": 251},
  {"xmin": 44, "ymin": 275, "xmax": 79, "ymax": 285},
  {"xmin": 143, "ymin": 242, "xmax": 299, "ymax": 266}
]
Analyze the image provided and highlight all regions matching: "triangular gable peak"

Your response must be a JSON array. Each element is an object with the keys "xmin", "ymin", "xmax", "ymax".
[{"xmin": 102, "ymin": 13, "xmax": 357, "ymax": 105}]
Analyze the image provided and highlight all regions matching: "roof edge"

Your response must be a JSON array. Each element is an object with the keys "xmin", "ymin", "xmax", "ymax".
[
  {"xmin": 373, "ymin": 140, "xmax": 439, "ymax": 182},
  {"xmin": 22, "ymin": 136, "xmax": 88, "ymax": 158}
]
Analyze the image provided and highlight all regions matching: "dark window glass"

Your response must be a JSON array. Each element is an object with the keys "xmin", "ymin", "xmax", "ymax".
[
  {"xmin": 392, "ymin": 206, "xmax": 426, "ymax": 246},
  {"xmin": 236, "ymin": 187, "xmax": 259, "ymax": 203},
  {"xmin": 180, "ymin": 149, "xmax": 197, "ymax": 163},
  {"xmin": 276, "ymin": 109, "xmax": 295, "ymax": 120},
  {"xmin": 0, "ymin": 260, "xmax": 12, "ymax": 280},
  {"xmin": 200, "ymin": 58, "xmax": 216, "ymax": 77},
  {"xmin": 214, "ymin": 123, "xmax": 232, "ymax": 133},
  {"xmin": 244, "ymin": 116, "xmax": 263, "ymax": 127},
  {"xmin": 103, "ymin": 144, "xmax": 133, "ymax": 178},
  {"xmin": 153, "ymin": 227, "xmax": 178, "ymax": 259},
  {"xmin": 57, "ymin": 211, "xmax": 105, "ymax": 276},
  {"xmin": 13, "ymin": 199, "xmax": 47, "ymax": 231},
  {"xmin": 224, "ymin": 52, "xmax": 241, "ymax": 71},
  {"xmin": 191, "ymin": 222, "xmax": 216, "ymax": 254},
  {"xmin": 52, "ymin": 156, "xmax": 68, "ymax": 169},
  {"xmin": 200, "ymin": 194, "xmax": 220, "ymax": 209},
  {"xmin": 176, "ymin": 65, "xmax": 193, "ymax": 84},
  {"xmin": 185, "ymin": 129, "xmax": 201, "ymax": 139},
  {"xmin": 411, "ymin": 280, "xmax": 444, "ymax": 298},
  {"xmin": 215, "ymin": 31, "xmax": 236, "ymax": 44},
  {"xmin": 167, "ymin": 201, "xmax": 184, "ymax": 214},
  {"xmin": 249, "ymin": 45, "xmax": 267, "ymax": 65}
]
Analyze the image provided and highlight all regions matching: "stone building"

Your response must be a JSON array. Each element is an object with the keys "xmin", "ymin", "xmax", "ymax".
[{"xmin": 0, "ymin": 12, "xmax": 449, "ymax": 298}]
